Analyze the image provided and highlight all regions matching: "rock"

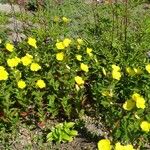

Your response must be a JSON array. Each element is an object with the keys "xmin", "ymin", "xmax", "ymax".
[{"xmin": 0, "ymin": 3, "xmax": 21, "ymax": 13}]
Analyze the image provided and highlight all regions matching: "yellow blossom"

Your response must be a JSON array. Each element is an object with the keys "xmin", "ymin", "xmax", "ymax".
[
  {"xmin": 112, "ymin": 70, "xmax": 121, "ymax": 80},
  {"xmin": 124, "ymin": 144, "xmax": 134, "ymax": 150},
  {"xmin": 36, "ymin": 79, "xmax": 46, "ymax": 89},
  {"xmin": 5, "ymin": 43, "xmax": 14, "ymax": 52},
  {"xmin": 27, "ymin": 37, "xmax": 37, "ymax": 48},
  {"xmin": 115, "ymin": 143, "xmax": 134, "ymax": 150},
  {"xmin": 0, "ymin": 66, "xmax": 5, "ymax": 70},
  {"xmin": 17, "ymin": 80, "xmax": 26, "ymax": 89},
  {"xmin": 77, "ymin": 38, "xmax": 83, "ymax": 45},
  {"xmin": 62, "ymin": 17, "xmax": 70, "ymax": 23},
  {"xmin": 86, "ymin": 48, "xmax": 93, "ymax": 57},
  {"xmin": 132, "ymin": 93, "xmax": 145, "ymax": 109},
  {"xmin": 76, "ymin": 55, "xmax": 82, "ymax": 61},
  {"xmin": 112, "ymin": 65, "xmax": 120, "ymax": 72},
  {"xmin": 145, "ymin": 64, "xmax": 150, "ymax": 73},
  {"xmin": 98, "ymin": 139, "xmax": 111, "ymax": 150},
  {"xmin": 123, "ymin": 100, "xmax": 135, "ymax": 111},
  {"xmin": 0, "ymin": 39, "xmax": 2, "ymax": 44},
  {"xmin": 21, "ymin": 53, "xmax": 33, "ymax": 66},
  {"xmin": 126, "ymin": 67, "xmax": 135, "ymax": 76},
  {"xmin": 140, "ymin": 121, "xmax": 150, "ymax": 132},
  {"xmin": 115, "ymin": 142, "xmax": 124, "ymax": 150},
  {"xmin": 0, "ymin": 66, "xmax": 8, "ymax": 80},
  {"xmin": 136, "ymin": 97, "xmax": 145, "ymax": 109},
  {"xmin": 131, "ymin": 93, "xmax": 141, "ymax": 101},
  {"xmin": 56, "ymin": 42, "xmax": 65, "ymax": 50},
  {"xmin": 63, "ymin": 38, "xmax": 71, "ymax": 47},
  {"xmin": 75, "ymin": 76, "xmax": 84, "ymax": 85},
  {"xmin": 7, "ymin": 57, "xmax": 20, "ymax": 68},
  {"xmin": 80, "ymin": 63, "xmax": 89, "ymax": 72},
  {"xmin": 56, "ymin": 52, "xmax": 64, "ymax": 61},
  {"xmin": 30, "ymin": 63, "xmax": 41, "ymax": 71}
]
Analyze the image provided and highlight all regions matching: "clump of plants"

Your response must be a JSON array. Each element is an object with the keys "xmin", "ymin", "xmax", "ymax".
[
  {"xmin": 47, "ymin": 122, "xmax": 78, "ymax": 143},
  {"xmin": 0, "ymin": 0, "xmax": 150, "ymax": 149}
]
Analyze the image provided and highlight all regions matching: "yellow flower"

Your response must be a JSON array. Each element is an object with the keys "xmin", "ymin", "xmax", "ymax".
[
  {"xmin": 17, "ymin": 80, "xmax": 26, "ymax": 89},
  {"xmin": 56, "ymin": 42, "xmax": 65, "ymax": 50},
  {"xmin": 21, "ymin": 53, "xmax": 33, "ymax": 66},
  {"xmin": 115, "ymin": 142, "xmax": 124, "ymax": 150},
  {"xmin": 136, "ymin": 97, "xmax": 145, "ymax": 109},
  {"xmin": 62, "ymin": 17, "xmax": 70, "ymax": 23},
  {"xmin": 140, "ymin": 121, "xmax": 150, "ymax": 132},
  {"xmin": 86, "ymin": 48, "xmax": 93, "ymax": 57},
  {"xmin": 75, "ymin": 76, "xmax": 84, "ymax": 85},
  {"xmin": 132, "ymin": 93, "xmax": 145, "ymax": 109},
  {"xmin": 77, "ymin": 38, "xmax": 83, "ymax": 45},
  {"xmin": 124, "ymin": 144, "xmax": 134, "ymax": 150},
  {"xmin": 36, "ymin": 79, "xmax": 46, "ymax": 89},
  {"xmin": 123, "ymin": 100, "xmax": 135, "ymax": 111},
  {"xmin": 126, "ymin": 67, "xmax": 135, "ymax": 76},
  {"xmin": 98, "ymin": 139, "xmax": 111, "ymax": 150},
  {"xmin": 112, "ymin": 70, "xmax": 121, "ymax": 80},
  {"xmin": 112, "ymin": 65, "xmax": 120, "ymax": 72},
  {"xmin": 56, "ymin": 52, "xmax": 64, "ymax": 61},
  {"xmin": 131, "ymin": 93, "xmax": 141, "ymax": 101},
  {"xmin": 0, "ymin": 66, "xmax": 5, "ymax": 70},
  {"xmin": 63, "ymin": 38, "xmax": 71, "ymax": 47},
  {"xmin": 146, "ymin": 64, "xmax": 150, "ymax": 73},
  {"xmin": 27, "ymin": 37, "xmax": 37, "ymax": 48},
  {"xmin": 80, "ymin": 63, "xmax": 89, "ymax": 72},
  {"xmin": 76, "ymin": 55, "xmax": 82, "ymax": 61},
  {"xmin": 0, "ymin": 39, "xmax": 2, "ymax": 44},
  {"xmin": 0, "ymin": 66, "xmax": 8, "ymax": 80},
  {"xmin": 7, "ymin": 57, "xmax": 20, "ymax": 68},
  {"xmin": 115, "ymin": 143, "xmax": 134, "ymax": 150},
  {"xmin": 30, "ymin": 63, "xmax": 41, "ymax": 71},
  {"xmin": 5, "ymin": 43, "xmax": 14, "ymax": 52}
]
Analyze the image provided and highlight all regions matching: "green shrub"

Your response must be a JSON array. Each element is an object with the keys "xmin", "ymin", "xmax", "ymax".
[
  {"xmin": 0, "ymin": 0, "xmax": 150, "ymax": 149},
  {"xmin": 47, "ymin": 122, "xmax": 78, "ymax": 143}
]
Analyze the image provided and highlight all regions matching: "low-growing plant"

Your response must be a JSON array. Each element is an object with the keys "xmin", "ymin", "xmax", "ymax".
[
  {"xmin": 0, "ymin": 0, "xmax": 150, "ymax": 149},
  {"xmin": 47, "ymin": 122, "xmax": 78, "ymax": 143}
]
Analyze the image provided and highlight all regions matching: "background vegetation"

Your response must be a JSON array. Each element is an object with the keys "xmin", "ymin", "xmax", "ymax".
[{"xmin": 0, "ymin": 0, "xmax": 150, "ymax": 149}]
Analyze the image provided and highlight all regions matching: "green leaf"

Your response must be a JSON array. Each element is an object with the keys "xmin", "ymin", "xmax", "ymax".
[
  {"xmin": 47, "ymin": 132, "xmax": 53, "ymax": 141},
  {"xmin": 69, "ymin": 130, "xmax": 78, "ymax": 136},
  {"xmin": 65, "ymin": 122, "xmax": 75, "ymax": 128},
  {"xmin": 61, "ymin": 132, "xmax": 73, "ymax": 142}
]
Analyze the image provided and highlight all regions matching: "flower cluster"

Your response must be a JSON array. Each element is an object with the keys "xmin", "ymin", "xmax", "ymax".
[
  {"xmin": 123, "ymin": 93, "xmax": 145, "ymax": 110},
  {"xmin": 112, "ymin": 65, "xmax": 121, "ymax": 80},
  {"xmin": 140, "ymin": 121, "xmax": 150, "ymax": 132},
  {"xmin": 0, "ymin": 66, "xmax": 8, "ymax": 80},
  {"xmin": 98, "ymin": 139, "xmax": 134, "ymax": 150}
]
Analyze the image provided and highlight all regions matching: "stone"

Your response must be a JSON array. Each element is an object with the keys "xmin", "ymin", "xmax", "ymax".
[{"xmin": 0, "ymin": 3, "xmax": 21, "ymax": 13}]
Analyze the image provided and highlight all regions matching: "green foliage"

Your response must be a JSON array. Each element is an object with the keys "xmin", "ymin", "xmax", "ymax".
[
  {"xmin": 47, "ymin": 122, "xmax": 78, "ymax": 143},
  {"xmin": 0, "ymin": 0, "xmax": 150, "ymax": 149}
]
